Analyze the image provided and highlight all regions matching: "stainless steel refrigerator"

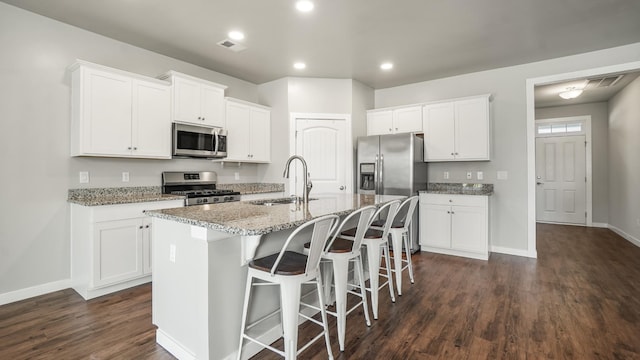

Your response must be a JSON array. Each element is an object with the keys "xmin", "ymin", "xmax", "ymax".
[{"xmin": 357, "ymin": 133, "xmax": 427, "ymax": 252}]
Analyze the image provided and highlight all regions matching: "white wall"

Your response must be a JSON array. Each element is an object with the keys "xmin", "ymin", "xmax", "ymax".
[
  {"xmin": 257, "ymin": 78, "xmax": 290, "ymax": 186},
  {"xmin": 535, "ymin": 102, "xmax": 609, "ymax": 224},
  {"xmin": 608, "ymin": 76, "xmax": 640, "ymax": 244},
  {"xmin": 0, "ymin": 3, "xmax": 261, "ymax": 296},
  {"xmin": 375, "ymin": 43, "xmax": 640, "ymax": 253}
]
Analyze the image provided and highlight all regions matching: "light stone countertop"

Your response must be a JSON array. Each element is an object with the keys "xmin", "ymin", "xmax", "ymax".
[
  {"xmin": 145, "ymin": 194, "xmax": 406, "ymax": 236},
  {"xmin": 421, "ymin": 183, "xmax": 494, "ymax": 196},
  {"xmin": 217, "ymin": 183, "xmax": 284, "ymax": 194},
  {"xmin": 68, "ymin": 187, "xmax": 184, "ymax": 206}
]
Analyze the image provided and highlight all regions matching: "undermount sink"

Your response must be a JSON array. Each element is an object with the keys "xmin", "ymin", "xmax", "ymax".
[{"xmin": 248, "ymin": 197, "xmax": 317, "ymax": 206}]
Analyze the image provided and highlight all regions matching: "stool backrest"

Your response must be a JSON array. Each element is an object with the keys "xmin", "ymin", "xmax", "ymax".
[
  {"xmin": 394, "ymin": 195, "xmax": 419, "ymax": 231},
  {"xmin": 373, "ymin": 199, "xmax": 401, "ymax": 241},
  {"xmin": 269, "ymin": 214, "xmax": 340, "ymax": 277},
  {"xmin": 326, "ymin": 205, "xmax": 377, "ymax": 254}
]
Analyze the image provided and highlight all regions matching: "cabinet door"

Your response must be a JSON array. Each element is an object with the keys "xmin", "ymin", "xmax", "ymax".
[
  {"xmin": 420, "ymin": 203, "xmax": 452, "ymax": 248},
  {"xmin": 131, "ymin": 80, "xmax": 171, "ymax": 158},
  {"xmin": 450, "ymin": 205, "xmax": 487, "ymax": 253},
  {"xmin": 393, "ymin": 106, "xmax": 422, "ymax": 133},
  {"xmin": 249, "ymin": 108, "xmax": 271, "ymax": 162},
  {"xmin": 142, "ymin": 219, "xmax": 152, "ymax": 275},
  {"xmin": 455, "ymin": 97, "xmax": 489, "ymax": 160},
  {"xmin": 225, "ymin": 101, "xmax": 252, "ymax": 160},
  {"xmin": 173, "ymin": 77, "xmax": 202, "ymax": 124},
  {"xmin": 423, "ymin": 103, "xmax": 455, "ymax": 161},
  {"xmin": 82, "ymin": 68, "xmax": 132, "ymax": 156},
  {"xmin": 93, "ymin": 219, "xmax": 143, "ymax": 288},
  {"xmin": 201, "ymin": 85, "xmax": 225, "ymax": 128},
  {"xmin": 367, "ymin": 110, "xmax": 393, "ymax": 136}
]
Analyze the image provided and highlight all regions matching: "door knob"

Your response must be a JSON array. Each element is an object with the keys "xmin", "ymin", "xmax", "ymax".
[{"xmin": 339, "ymin": 186, "xmax": 345, "ymax": 190}]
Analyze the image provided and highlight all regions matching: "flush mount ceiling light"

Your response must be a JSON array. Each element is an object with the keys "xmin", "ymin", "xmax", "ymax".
[
  {"xmin": 380, "ymin": 62, "xmax": 394, "ymax": 70},
  {"xmin": 559, "ymin": 87, "xmax": 583, "ymax": 99},
  {"xmin": 293, "ymin": 62, "xmax": 306, "ymax": 70},
  {"xmin": 228, "ymin": 31, "xmax": 245, "ymax": 41},
  {"xmin": 296, "ymin": 0, "xmax": 314, "ymax": 12}
]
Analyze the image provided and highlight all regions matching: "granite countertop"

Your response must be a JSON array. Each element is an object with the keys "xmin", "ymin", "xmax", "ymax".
[
  {"xmin": 145, "ymin": 194, "xmax": 405, "ymax": 236},
  {"xmin": 217, "ymin": 183, "xmax": 284, "ymax": 195},
  {"xmin": 68, "ymin": 187, "xmax": 184, "ymax": 206},
  {"xmin": 422, "ymin": 183, "xmax": 494, "ymax": 196}
]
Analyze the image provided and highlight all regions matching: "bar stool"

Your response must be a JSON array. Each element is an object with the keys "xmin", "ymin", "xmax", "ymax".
[
  {"xmin": 237, "ymin": 214, "xmax": 340, "ymax": 360},
  {"xmin": 371, "ymin": 195, "xmax": 418, "ymax": 296},
  {"xmin": 340, "ymin": 199, "xmax": 401, "ymax": 319},
  {"xmin": 303, "ymin": 205, "xmax": 377, "ymax": 351}
]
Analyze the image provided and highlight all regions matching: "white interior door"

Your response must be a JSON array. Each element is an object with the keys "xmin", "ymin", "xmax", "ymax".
[
  {"xmin": 294, "ymin": 118, "xmax": 349, "ymax": 195},
  {"xmin": 535, "ymin": 135, "xmax": 586, "ymax": 224}
]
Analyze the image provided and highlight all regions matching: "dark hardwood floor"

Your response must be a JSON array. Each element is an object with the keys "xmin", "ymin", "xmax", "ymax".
[{"xmin": 2, "ymin": 223, "xmax": 640, "ymax": 359}]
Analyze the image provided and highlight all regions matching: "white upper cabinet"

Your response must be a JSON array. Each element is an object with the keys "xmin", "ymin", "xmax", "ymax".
[
  {"xmin": 70, "ymin": 61, "xmax": 171, "ymax": 159},
  {"xmin": 366, "ymin": 105, "xmax": 422, "ymax": 136},
  {"xmin": 423, "ymin": 95, "xmax": 490, "ymax": 161},
  {"xmin": 223, "ymin": 98, "xmax": 271, "ymax": 163},
  {"xmin": 161, "ymin": 71, "xmax": 227, "ymax": 128}
]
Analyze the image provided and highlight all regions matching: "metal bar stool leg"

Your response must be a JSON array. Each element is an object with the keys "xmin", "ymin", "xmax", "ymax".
[{"xmin": 390, "ymin": 229, "xmax": 404, "ymax": 295}]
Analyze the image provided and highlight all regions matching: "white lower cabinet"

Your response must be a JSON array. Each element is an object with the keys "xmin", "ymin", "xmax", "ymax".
[
  {"xmin": 71, "ymin": 200, "xmax": 183, "ymax": 299},
  {"xmin": 419, "ymin": 193, "xmax": 489, "ymax": 260}
]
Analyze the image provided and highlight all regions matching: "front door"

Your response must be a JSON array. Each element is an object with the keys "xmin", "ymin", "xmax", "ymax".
[
  {"xmin": 294, "ymin": 118, "xmax": 350, "ymax": 195},
  {"xmin": 535, "ymin": 135, "xmax": 586, "ymax": 224}
]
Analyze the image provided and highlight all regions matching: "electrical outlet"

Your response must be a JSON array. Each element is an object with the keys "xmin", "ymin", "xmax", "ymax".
[
  {"xmin": 169, "ymin": 244, "xmax": 176, "ymax": 263},
  {"xmin": 444, "ymin": 171, "xmax": 449, "ymax": 180},
  {"xmin": 122, "ymin": 172, "xmax": 130, "ymax": 182},
  {"xmin": 79, "ymin": 171, "xmax": 89, "ymax": 184},
  {"xmin": 466, "ymin": 171, "xmax": 472, "ymax": 180},
  {"xmin": 477, "ymin": 171, "xmax": 483, "ymax": 180},
  {"xmin": 234, "ymin": 172, "xmax": 240, "ymax": 180}
]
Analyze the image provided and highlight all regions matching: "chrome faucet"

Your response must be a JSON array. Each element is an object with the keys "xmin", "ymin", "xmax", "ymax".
[{"xmin": 283, "ymin": 155, "xmax": 313, "ymax": 203}]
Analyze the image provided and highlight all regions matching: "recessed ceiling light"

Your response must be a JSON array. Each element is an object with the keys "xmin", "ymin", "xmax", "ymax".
[
  {"xmin": 294, "ymin": 62, "xmax": 306, "ymax": 70},
  {"xmin": 380, "ymin": 62, "xmax": 394, "ymax": 70},
  {"xmin": 296, "ymin": 0, "xmax": 314, "ymax": 12},
  {"xmin": 228, "ymin": 31, "xmax": 245, "ymax": 41}
]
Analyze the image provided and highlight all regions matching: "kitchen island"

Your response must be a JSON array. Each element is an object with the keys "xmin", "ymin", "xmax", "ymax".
[{"xmin": 145, "ymin": 193, "xmax": 404, "ymax": 360}]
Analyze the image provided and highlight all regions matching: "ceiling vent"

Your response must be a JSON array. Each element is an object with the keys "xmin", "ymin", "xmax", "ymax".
[
  {"xmin": 585, "ymin": 75, "xmax": 624, "ymax": 89},
  {"xmin": 216, "ymin": 39, "xmax": 247, "ymax": 52}
]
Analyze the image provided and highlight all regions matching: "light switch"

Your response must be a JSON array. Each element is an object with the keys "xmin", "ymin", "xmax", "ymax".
[
  {"xmin": 477, "ymin": 171, "xmax": 483, "ymax": 180},
  {"xmin": 497, "ymin": 171, "xmax": 508, "ymax": 180},
  {"xmin": 169, "ymin": 244, "xmax": 176, "ymax": 263},
  {"xmin": 444, "ymin": 171, "xmax": 449, "ymax": 180},
  {"xmin": 79, "ymin": 171, "xmax": 89, "ymax": 184},
  {"xmin": 234, "ymin": 172, "xmax": 240, "ymax": 180},
  {"xmin": 122, "ymin": 172, "xmax": 130, "ymax": 182}
]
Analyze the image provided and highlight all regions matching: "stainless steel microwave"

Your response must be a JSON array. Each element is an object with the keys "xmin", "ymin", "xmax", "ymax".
[{"xmin": 172, "ymin": 123, "xmax": 227, "ymax": 159}]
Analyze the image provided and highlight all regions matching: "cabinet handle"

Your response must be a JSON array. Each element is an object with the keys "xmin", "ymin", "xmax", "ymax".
[
  {"xmin": 450, "ymin": 152, "xmax": 454, "ymax": 156},
  {"xmin": 455, "ymin": 152, "xmax": 459, "ymax": 155},
  {"xmin": 128, "ymin": 147, "xmax": 132, "ymax": 150},
  {"xmin": 395, "ymin": 128, "xmax": 398, "ymax": 131},
  {"xmin": 133, "ymin": 147, "xmax": 137, "ymax": 150},
  {"xmin": 139, "ymin": 225, "xmax": 143, "ymax": 229},
  {"xmin": 449, "ymin": 199, "xmax": 452, "ymax": 202},
  {"xmin": 389, "ymin": 128, "xmax": 392, "ymax": 132},
  {"xmin": 198, "ymin": 116, "xmax": 202, "ymax": 120},
  {"xmin": 202, "ymin": 117, "xmax": 206, "ymax": 120},
  {"xmin": 451, "ymin": 211, "xmax": 455, "ymax": 214},
  {"xmin": 145, "ymin": 225, "xmax": 150, "ymax": 228},
  {"xmin": 447, "ymin": 211, "xmax": 451, "ymax": 214}
]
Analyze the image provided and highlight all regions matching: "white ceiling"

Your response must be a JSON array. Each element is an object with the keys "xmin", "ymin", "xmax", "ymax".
[
  {"xmin": 3, "ymin": 0, "xmax": 640, "ymax": 89},
  {"xmin": 535, "ymin": 71, "xmax": 640, "ymax": 108}
]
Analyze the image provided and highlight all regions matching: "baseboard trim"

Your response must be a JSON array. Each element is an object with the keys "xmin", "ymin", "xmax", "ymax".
[
  {"xmin": 591, "ymin": 222, "xmax": 609, "ymax": 228},
  {"xmin": 0, "ymin": 278, "xmax": 72, "ymax": 306},
  {"xmin": 608, "ymin": 224, "xmax": 640, "ymax": 248},
  {"xmin": 490, "ymin": 246, "xmax": 534, "ymax": 258},
  {"xmin": 156, "ymin": 329, "xmax": 196, "ymax": 360}
]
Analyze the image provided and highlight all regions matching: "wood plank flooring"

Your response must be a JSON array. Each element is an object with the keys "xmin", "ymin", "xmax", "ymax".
[{"xmin": 1, "ymin": 223, "xmax": 639, "ymax": 359}]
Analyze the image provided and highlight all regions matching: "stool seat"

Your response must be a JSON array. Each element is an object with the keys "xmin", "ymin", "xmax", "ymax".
[
  {"xmin": 304, "ymin": 237, "xmax": 354, "ymax": 253},
  {"xmin": 249, "ymin": 251, "xmax": 307, "ymax": 275},
  {"xmin": 340, "ymin": 227, "xmax": 384, "ymax": 239},
  {"xmin": 370, "ymin": 219, "xmax": 404, "ymax": 229}
]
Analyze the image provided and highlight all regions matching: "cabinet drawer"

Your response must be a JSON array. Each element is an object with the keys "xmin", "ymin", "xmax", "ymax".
[
  {"xmin": 420, "ymin": 193, "xmax": 487, "ymax": 207},
  {"xmin": 91, "ymin": 200, "xmax": 183, "ymax": 222}
]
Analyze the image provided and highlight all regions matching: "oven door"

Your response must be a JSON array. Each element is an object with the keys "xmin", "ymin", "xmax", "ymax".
[{"xmin": 173, "ymin": 123, "xmax": 226, "ymax": 158}]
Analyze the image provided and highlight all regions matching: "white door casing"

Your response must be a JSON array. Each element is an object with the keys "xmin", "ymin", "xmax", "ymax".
[
  {"xmin": 289, "ymin": 113, "xmax": 353, "ymax": 196},
  {"xmin": 535, "ymin": 135, "xmax": 587, "ymax": 224}
]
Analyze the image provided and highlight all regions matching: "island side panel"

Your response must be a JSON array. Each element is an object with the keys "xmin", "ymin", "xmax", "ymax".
[{"xmin": 152, "ymin": 218, "xmax": 212, "ymax": 359}]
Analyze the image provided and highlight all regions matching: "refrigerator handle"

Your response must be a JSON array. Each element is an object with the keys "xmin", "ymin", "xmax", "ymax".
[
  {"xmin": 374, "ymin": 154, "xmax": 379, "ymax": 193},
  {"xmin": 379, "ymin": 154, "xmax": 384, "ymax": 194}
]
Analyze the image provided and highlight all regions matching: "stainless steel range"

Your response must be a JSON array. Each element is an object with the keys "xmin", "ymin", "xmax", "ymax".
[{"xmin": 162, "ymin": 171, "xmax": 240, "ymax": 206}]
